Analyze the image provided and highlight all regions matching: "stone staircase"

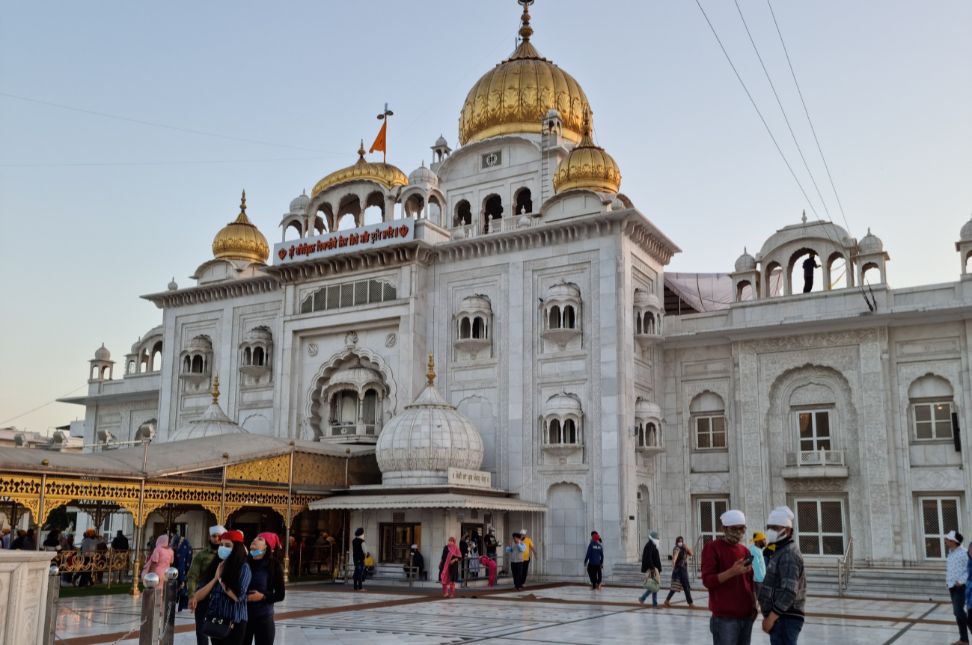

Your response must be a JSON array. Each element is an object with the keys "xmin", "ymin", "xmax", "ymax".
[{"xmin": 611, "ymin": 562, "xmax": 948, "ymax": 601}]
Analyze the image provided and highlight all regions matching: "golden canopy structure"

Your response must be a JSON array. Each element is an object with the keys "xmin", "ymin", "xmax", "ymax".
[
  {"xmin": 552, "ymin": 111, "xmax": 622, "ymax": 194},
  {"xmin": 311, "ymin": 142, "xmax": 408, "ymax": 198},
  {"xmin": 458, "ymin": 1, "xmax": 591, "ymax": 145},
  {"xmin": 212, "ymin": 190, "xmax": 270, "ymax": 263}
]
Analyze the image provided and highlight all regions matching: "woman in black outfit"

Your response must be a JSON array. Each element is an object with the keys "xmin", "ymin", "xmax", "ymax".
[
  {"xmin": 244, "ymin": 532, "xmax": 285, "ymax": 645},
  {"xmin": 662, "ymin": 535, "xmax": 694, "ymax": 608}
]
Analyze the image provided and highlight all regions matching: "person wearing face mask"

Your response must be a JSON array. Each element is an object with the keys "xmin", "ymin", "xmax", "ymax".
[
  {"xmin": 189, "ymin": 525, "xmax": 225, "ymax": 645},
  {"xmin": 757, "ymin": 506, "xmax": 805, "ymax": 644},
  {"xmin": 193, "ymin": 530, "xmax": 251, "ymax": 645},
  {"xmin": 701, "ymin": 509, "xmax": 757, "ymax": 645},
  {"xmin": 662, "ymin": 535, "xmax": 694, "ymax": 608},
  {"xmin": 245, "ymin": 532, "xmax": 285, "ymax": 645}
]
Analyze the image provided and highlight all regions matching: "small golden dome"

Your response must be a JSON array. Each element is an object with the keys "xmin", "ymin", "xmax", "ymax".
[
  {"xmin": 458, "ymin": 3, "xmax": 591, "ymax": 146},
  {"xmin": 312, "ymin": 141, "xmax": 408, "ymax": 198},
  {"xmin": 211, "ymin": 191, "xmax": 270, "ymax": 263},
  {"xmin": 552, "ymin": 111, "xmax": 621, "ymax": 194}
]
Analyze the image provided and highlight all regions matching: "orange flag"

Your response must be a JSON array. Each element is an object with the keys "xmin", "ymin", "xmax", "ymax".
[{"xmin": 369, "ymin": 119, "xmax": 387, "ymax": 156}]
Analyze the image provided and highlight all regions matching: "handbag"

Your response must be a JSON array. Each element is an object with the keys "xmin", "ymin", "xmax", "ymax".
[
  {"xmin": 201, "ymin": 616, "xmax": 233, "ymax": 639},
  {"xmin": 670, "ymin": 574, "xmax": 683, "ymax": 593},
  {"xmin": 642, "ymin": 569, "xmax": 661, "ymax": 593}
]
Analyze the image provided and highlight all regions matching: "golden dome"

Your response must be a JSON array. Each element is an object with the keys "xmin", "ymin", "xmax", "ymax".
[
  {"xmin": 312, "ymin": 142, "xmax": 408, "ymax": 198},
  {"xmin": 552, "ymin": 112, "xmax": 621, "ymax": 194},
  {"xmin": 458, "ymin": 3, "xmax": 590, "ymax": 146},
  {"xmin": 211, "ymin": 191, "xmax": 270, "ymax": 263}
]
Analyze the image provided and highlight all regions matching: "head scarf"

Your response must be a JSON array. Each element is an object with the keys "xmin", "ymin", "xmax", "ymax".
[
  {"xmin": 440, "ymin": 538, "xmax": 462, "ymax": 585},
  {"xmin": 141, "ymin": 534, "xmax": 171, "ymax": 577},
  {"xmin": 257, "ymin": 532, "xmax": 282, "ymax": 551},
  {"xmin": 220, "ymin": 530, "xmax": 245, "ymax": 544}
]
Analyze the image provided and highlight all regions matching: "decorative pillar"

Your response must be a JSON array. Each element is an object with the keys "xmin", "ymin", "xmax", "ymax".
[
  {"xmin": 35, "ymin": 473, "xmax": 46, "ymax": 551},
  {"xmin": 131, "ymin": 478, "xmax": 146, "ymax": 597}
]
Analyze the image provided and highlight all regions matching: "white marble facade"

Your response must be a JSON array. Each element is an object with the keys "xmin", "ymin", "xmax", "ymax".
[{"xmin": 61, "ymin": 5, "xmax": 972, "ymax": 576}]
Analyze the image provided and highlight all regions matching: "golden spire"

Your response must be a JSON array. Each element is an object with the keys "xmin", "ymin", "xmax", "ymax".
[
  {"xmin": 518, "ymin": 0, "xmax": 534, "ymax": 41},
  {"xmin": 578, "ymin": 107, "xmax": 594, "ymax": 147},
  {"xmin": 210, "ymin": 373, "xmax": 221, "ymax": 404},
  {"xmin": 357, "ymin": 139, "xmax": 366, "ymax": 161},
  {"xmin": 426, "ymin": 353, "xmax": 436, "ymax": 386}
]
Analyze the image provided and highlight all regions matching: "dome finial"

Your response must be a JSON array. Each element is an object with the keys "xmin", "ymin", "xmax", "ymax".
[
  {"xmin": 357, "ymin": 139, "xmax": 366, "ymax": 160},
  {"xmin": 801, "ymin": 209, "xmax": 807, "ymax": 224},
  {"xmin": 426, "ymin": 353, "xmax": 436, "ymax": 386},
  {"xmin": 240, "ymin": 190, "xmax": 246, "ymax": 214},
  {"xmin": 210, "ymin": 373, "xmax": 220, "ymax": 404},
  {"xmin": 517, "ymin": 0, "xmax": 534, "ymax": 41}
]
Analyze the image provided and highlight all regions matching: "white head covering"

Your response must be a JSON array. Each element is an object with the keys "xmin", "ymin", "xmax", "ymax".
[
  {"xmin": 720, "ymin": 509, "xmax": 746, "ymax": 527},
  {"xmin": 767, "ymin": 506, "xmax": 795, "ymax": 528},
  {"xmin": 945, "ymin": 530, "xmax": 963, "ymax": 545},
  {"xmin": 209, "ymin": 525, "xmax": 227, "ymax": 536},
  {"xmin": 520, "ymin": 529, "xmax": 528, "ymax": 535}
]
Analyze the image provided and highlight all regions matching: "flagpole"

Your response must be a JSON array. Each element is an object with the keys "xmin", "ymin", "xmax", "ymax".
[{"xmin": 376, "ymin": 103, "xmax": 393, "ymax": 164}]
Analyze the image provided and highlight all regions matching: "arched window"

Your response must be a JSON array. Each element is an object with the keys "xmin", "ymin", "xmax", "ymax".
[
  {"xmin": 548, "ymin": 418, "xmax": 561, "ymax": 444},
  {"xmin": 483, "ymin": 194, "xmax": 503, "ymax": 233},
  {"xmin": 336, "ymin": 213, "xmax": 357, "ymax": 230},
  {"xmin": 191, "ymin": 355, "xmax": 204, "ymax": 373},
  {"xmin": 635, "ymin": 312, "xmax": 643, "ymax": 335},
  {"xmin": 690, "ymin": 391, "xmax": 727, "ymax": 450},
  {"xmin": 736, "ymin": 280, "xmax": 754, "ymax": 301},
  {"xmin": 563, "ymin": 305, "xmax": 576, "ymax": 329},
  {"xmin": 860, "ymin": 262, "xmax": 880, "ymax": 285},
  {"xmin": 789, "ymin": 249, "xmax": 822, "ymax": 294},
  {"xmin": 150, "ymin": 342, "xmax": 162, "ymax": 371},
  {"xmin": 514, "ymin": 188, "xmax": 533, "ymax": 215},
  {"xmin": 183, "ymin": 356, "xmax": 191, "ymax": 373},
  {"xmin": 765, "ymin": 262, "xmax": 783, "ymax": 297},
  {"xmin": 253, "ymin": 346, "xmax": 265, "ymax": 366},
  {"xmin": 243, "ymin": 347, "xmax": 252, "ymax": 366},
  {"xmin": 284, "ymin": 220, "xmax": 303, "ymax": 241},
  {"xmin": 459, "ymin": 317, "xmax": 471, "ymax": 339},
  {"xmin": 363, "ymin": 389, "xmax": 380, "ymax": 435},
  {"xmin": 472, "ymin": 316, "xmax": 485, "ymax": 339},
  {"xmin": 548, "ymin": 306, "xmax": 562, "ymax": 330},
  {"xmin": 428, "ymin": 196, "xmax": 442, "ymax": 224},
  {"xmin": 564, "ymin": 419, "xmax": 576, "ymax": 444},
  {"xmin": 909, "ymin": 375, "xmax": 955, "ymax": 441},
  {"xmin": 454, "ymin": 200, "xmax": 471, "ymax": 227}
]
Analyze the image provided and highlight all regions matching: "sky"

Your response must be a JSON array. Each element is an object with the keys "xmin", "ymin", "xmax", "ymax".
[{"xmin": 1, "ymin": 0, "xmax": 970, "ymax": 435}]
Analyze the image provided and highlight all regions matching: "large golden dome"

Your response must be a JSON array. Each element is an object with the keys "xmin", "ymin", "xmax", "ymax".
[
  {"xmin": 212, "ymin": 191, "xmax": 270, "ymax": 263},
  {"xmin": 312, "ymin": 142, "xmax": 407, "ymax": 198},
  {"xmin": 458, "ymin": 4, "xmax": 590, "ymax": 146},
  {"xmin": 552, "ymin": 112, "xmax": 621, "ymax": 194}
]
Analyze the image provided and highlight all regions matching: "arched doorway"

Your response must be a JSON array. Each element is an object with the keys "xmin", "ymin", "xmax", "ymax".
[
  {"xmin": 544, "ymin": 483, "xmax": 585, "ymax": 577},
  {"xmin": 226, "ymin": 506, "xmax": 285, "ymax": 545}
]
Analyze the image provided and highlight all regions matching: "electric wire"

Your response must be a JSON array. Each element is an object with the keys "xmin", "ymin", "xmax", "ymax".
[
  {"xmin": 766, "ymin": 0, "xmax": 851, "ymax": 231},
  {"xmin": 0, "ymin": 90, "xmax": 344, "ymax": 156},
  {"xmin": 0, "ymin": 155, "xmax": 330, "ymax": 168},
  {"xmin": 0, "ymin": 383, "xmax": 88, "ymax": 426},
  {"xmin": 733, "ymin": 0, "xmax": 831, "ymax": 219},
  {"xmin": 693, "ymin": 0, "xmax": 820, "ymax": 218}
]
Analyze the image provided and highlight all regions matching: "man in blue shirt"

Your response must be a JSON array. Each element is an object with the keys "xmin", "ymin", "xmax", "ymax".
[{"xmin": 584, "ymin": 531, "xmax": 604, "ymax": 590}]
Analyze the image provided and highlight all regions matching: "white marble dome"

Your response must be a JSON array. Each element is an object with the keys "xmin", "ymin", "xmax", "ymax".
[
  {"xmin": 960, "ymin": 215, "xmax": 972, "ymax": 242},
  {"xmin": 633, "ymin": 288, "xmax": 662, "ymax": 310},
  {"xmin": 735, "ymin": 248, "xmax": 757, "ymax": 272},
  {"xmin": 858, "ymin": 228, "xmax": 883, "ymax": 254},
  {"xmin": 375, "ymin": 375, "xmax": 484, "ymax": 486},
  {"xmin": 94, "ymin": 344, "xmax": 111, "ymax": 361},
  {"xmin": 408, "ymin": 163, "xmax": 438, "ymax": 187},
  {"xmin": 170, "ymin": 396, "xmax": 247, "ymax": 442},
  {"xmin": 544, "ymin": 392, "xmax": 583, "ymax": 416},
  {"xmin": 289, "ymin": 190, "xmax": 310, "ymax": 215},
  {"xmin": 635, "ymin": 398, "xmax": 662, "ymax": 420}
]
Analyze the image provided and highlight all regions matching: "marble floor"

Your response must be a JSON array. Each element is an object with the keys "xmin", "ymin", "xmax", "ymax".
[{"xmin": 53, "ymin": 582, "xmax": 962, "ymax": 644}]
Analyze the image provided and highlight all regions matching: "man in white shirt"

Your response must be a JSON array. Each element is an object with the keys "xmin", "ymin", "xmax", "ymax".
[{"xmin": 945, "ymin": 530, "xmax": 969, "ymax": 645}]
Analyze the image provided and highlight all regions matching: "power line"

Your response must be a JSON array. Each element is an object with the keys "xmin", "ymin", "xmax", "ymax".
[
  {"xmin": 733, "ymin": 0, "xmax": 831, "ymax": 219},
  {"xmin": 0, "ymin": 155, "xmax": 331, "ymax": 168},
  {"xmin": 766, "ymin": 0, "xmax": 851, "ymax": 231},
  {"xmin": 0, "ymin": 383, "xmax": 88, "ymax": 426},
  {"xmin": 0, "ymin": 90, "xmax": 344, "ymax": 155},
  {"xmin": 693, "ymin": 0, "xmax": 820, "ymax": 219}
]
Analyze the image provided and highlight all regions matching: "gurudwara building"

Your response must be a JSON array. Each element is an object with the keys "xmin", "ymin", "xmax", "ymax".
[{"xmin": 5, "ymin": 2, "xmax": 972, "ymax": 580}]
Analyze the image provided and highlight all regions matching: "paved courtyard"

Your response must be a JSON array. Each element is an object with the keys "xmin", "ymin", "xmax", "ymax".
[{"xmin": 54, "ymin": 582, "xmax": 961, "ymax": 644}]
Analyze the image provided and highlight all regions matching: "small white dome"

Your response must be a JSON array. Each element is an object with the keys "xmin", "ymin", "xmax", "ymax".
[
  {"xmin": 434, "ymin": 134, "xmax": 449, "ymax": 148},
  {"xmin": 858, "ymin": 228, "xmax": 883, "ymax": 254},
  {"xmin": 167, "ymin": 277, "xmax": 178, "ymax": 291},
  {"xmin": 94, "ymin": 344, "xmax": 111, "ymax": 361},
  {"xmin": 633, "ymin": 288, "xmax": 662, "ymax": 310},
  {"xmin": 546, "ymin": 280, "xmax": 581, "ymax": 301},
  {"xmin": 408, "ymin": 163, "xmax": 438, "ymax": 187},
  {"xmin": 960, "ymin": 215, "xmax": 972, "ymax": 242},
  {"xmin": 289, "ymin": 190, "xmax": 310, "ymax": 215},
  {"xmin": 170, "ymin": 400, "xmax": 247, "ymax": 441},
  {"xmin": 635, "ymin": 398, "xmax": 662, "ymax": 420},
  {"xmin": 244, "ymin": 327, "xmax": 272, "ymax": 344},
  {"xmin": 187, "ymin": 336, "xmax": 213, "ymax": 352},
  {"xmin": 458, "ymin": 294, "xmax": 492, "ymax": 314},
  {"xmin": 375, "ymin": 380, "xmax": 484, "ymax": 486},
  {"xmin": 544, "ymin": 392, "xmax": 583, "ymax": 417},
  {"xmin": 735, "ymin": 248, "xmax": 757, "ymax": 272}
]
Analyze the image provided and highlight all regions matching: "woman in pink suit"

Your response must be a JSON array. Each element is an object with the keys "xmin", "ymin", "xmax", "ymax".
[
  {"xmin": 439, "ymin": 537, "xmax": 462, "ymax": 598},
  {"xmin": 141, "ymin": 533, "xmax": 174, "ymax": 579},
  {"xmin": 479, "ymin": 554, "xmax": 497, "ymax": 587}
]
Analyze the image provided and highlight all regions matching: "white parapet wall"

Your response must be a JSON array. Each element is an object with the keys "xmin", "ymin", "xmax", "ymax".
[{"xmin": 0, "ymin": 550, "xmax": 55, "ymax": 645}]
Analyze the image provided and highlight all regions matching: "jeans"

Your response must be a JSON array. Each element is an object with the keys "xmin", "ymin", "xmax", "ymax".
[
  {"xmin": 639, "ymin": 589, "xmax": 658, "ymax": 605},
  {"xmin": 352, "ymin": 561, "xmax": 365, "ymax": 590},
  {"xmin": 511, "ymin": 562, "xmax": 526, "ymax": 589},
  {"xmin": 768, "ymin": 615, "xmax": 803, "ymax": 645},
  {"xmin": 665, "ymin": 568, "xmax": 694, "ymax": 605},
  {"xmin": 587, "ymin": 565, "xmax": 602, "ymax": 588},
  {"xmin": 244, "ymin": 615, "xmax": 275, "ymax": 645},
  {"xmin": 709, "ymin": 616, "xmax": 754, "ymax": 645},
  {"xmin": 950, "ymin": 585, "xmax": 968, "ymax": 643}
]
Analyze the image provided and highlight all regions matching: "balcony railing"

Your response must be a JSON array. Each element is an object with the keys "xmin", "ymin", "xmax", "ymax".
[
  {"xmin": 785, "ymin": 449, "xmax": 845, "ymax": 467},
  {"xmin": 327, "ymin": 422, "xmax": 379, "ymax": 439},
  {"xmin": 451, "ymin": 216, "xmax": 538, "ymax": 240}
]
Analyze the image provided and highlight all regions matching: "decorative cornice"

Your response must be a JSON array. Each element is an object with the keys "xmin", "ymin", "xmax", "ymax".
[
  {"xmin": 142, "ymin": 275, "xmax": 280, "ymax": 309},
  {"xmin": 267, "ymin": 244, "xmax": 433, "ymax": 285}
]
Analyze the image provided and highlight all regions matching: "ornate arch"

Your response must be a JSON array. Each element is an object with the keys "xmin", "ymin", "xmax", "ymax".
[{"xmin": 305, "ymin": 346, "xmax": 399, "ymax": 436}]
